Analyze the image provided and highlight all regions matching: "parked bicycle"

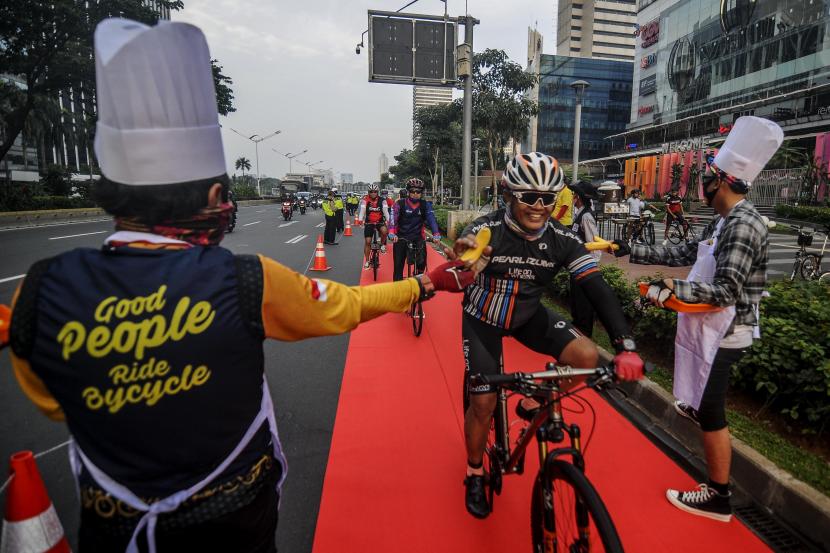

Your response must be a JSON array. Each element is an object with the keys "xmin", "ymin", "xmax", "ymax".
[
  {"xmin": 622, "ymin": 212, "xmax": 655, "ymax": 245},
  {"xmin": 789, "ymin": 224, "xmax": 829, "ymax": 281},
  {"xmin": 400, "ymin": 237, "xmax": 431, "ymax": 337},
  {"xmin": 464, "ymin": 359, "xmax": 649, "ymax": 553},
  {"xmin": 667, "ymin": 216, "xmax": 698, "ymax": 245}
]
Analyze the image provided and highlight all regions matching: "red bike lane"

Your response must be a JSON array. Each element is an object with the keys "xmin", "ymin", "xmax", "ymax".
[{"xmin": 312, "ymin": 247, "xmax": 770, "ymax": 552}]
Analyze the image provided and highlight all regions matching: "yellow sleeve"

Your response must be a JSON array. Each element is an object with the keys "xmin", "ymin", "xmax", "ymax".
[
  {"xmin": 259, "ymin": 254, "xmax": 420, "ymax": 341},
  {"xmin": 7, "ymin": 284, "xmax": 65, "ymax": 421}
]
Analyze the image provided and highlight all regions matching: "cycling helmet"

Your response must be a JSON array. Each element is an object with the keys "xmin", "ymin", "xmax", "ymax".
[
  {"xmin": 367, "ymin": 183, "xmax": 379, "ymax": 192},
  {"xmin": 502, "ymin": 152, "xmax": 564, "ymax": 193},
  {"xmin": 406, "ymin": 178, "xmax": 425, "ymax": 192}
]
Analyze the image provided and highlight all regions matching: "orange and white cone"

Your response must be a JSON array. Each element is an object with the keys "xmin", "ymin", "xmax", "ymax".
[
  {"xmin": 343, "ymin": 218, "xmax": 353, "ymax": 237},
  {"xmin": 310, "ymin": 235, "xmax": 332, "ymax": 272},
  {"xmin": 1, "ymin": 451, "xmax": 70, "ymax": 553}
]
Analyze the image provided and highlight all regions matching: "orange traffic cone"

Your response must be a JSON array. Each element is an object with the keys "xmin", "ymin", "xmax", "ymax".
[
  {"xmin": 343, "ymin": 218, "xmax": 353, "ymax": 237},
  {"xmin": 310, "ymin": 235, "xmax": 332, "ymax": 272},
  {"xmin": 0, "ymin": 304, "xmax": 10, "ymax": 347},
  {"xmin": 2, "ymin": 451, "xmax": 70, "ymax": 553}
]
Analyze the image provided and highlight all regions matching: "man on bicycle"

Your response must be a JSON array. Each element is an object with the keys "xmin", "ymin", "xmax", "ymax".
[
  {"xmin": 388, "ymin": 178, "xmax": 442, "ymax": 281},
  {"xmin": 610, "ymin": 116, "xmax": 781, "ymax": 522},
  {"xmin": 625, "ymin": 189, "xmax": 655, "ymax": 242},
  {"xmin": 357, "ymin": 183, "xmax": 390, "ymax": 268},
  {"xmin": 663, "ymin": 188, "xmax": 687, "ymax": 245},
  {"xmin": 452, "ymin": 152, "xmax": 645, "ymax": 519}
]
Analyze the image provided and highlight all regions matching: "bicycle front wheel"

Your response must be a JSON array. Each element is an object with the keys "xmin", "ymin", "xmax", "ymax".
[
  {"xmin": 790, "ymin": 258, "xmax": 802, "ymax": 281},
  {"xmin": 372, "ymin": 251, "xmax": 379, "ymax": 281},
  {"xmin": 411, "ymin": 300, "xmax": 424, "ymax": 337},
  {"xmin": 801, "ymin": 254, "xmax": 821, "ymax": 280},
  {"xmin": 531, "ymin": 459, "xmax": 623, "ymax": 553}
]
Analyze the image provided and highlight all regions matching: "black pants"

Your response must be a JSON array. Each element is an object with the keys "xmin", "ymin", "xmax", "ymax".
[
  {"xmin": 324, "ymin": 215, "xmax": 337, "ymax": 243},
  {"xmin": 698, "ymin": 347, "xmax": 747, "ymax": 432},
  {"xmin": 392, "ymin": 238, "xmax": 426, "ymax": 281},
  {"xmin": 569, "ymin": 275, "xmax": 595, "ymax": 338},
  {"xmin": 335, "ymin": 209, "xmax": 344, "ymax": 231}
]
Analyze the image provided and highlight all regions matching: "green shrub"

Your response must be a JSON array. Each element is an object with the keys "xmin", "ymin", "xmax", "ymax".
[
  {"xmin": 732, "ymin": 280, "xmax": 830, "ymax": 433},
  {"xmin": 775, "ymin": 204, "xmax": 830, "ymax": 226},
  {"xmin": 232, "ymin": 183, "xmax": 259, "ymax": 200},
  {"xmin": 433, "ymin": 207, "xmax": 449, "ymax": 235},
  {"xmin": 30, "ymin": 196, "xmax": 96, "ymax": 209}
]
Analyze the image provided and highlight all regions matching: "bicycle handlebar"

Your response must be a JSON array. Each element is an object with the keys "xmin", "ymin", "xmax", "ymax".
[{"xmin": 470, "ymin": 361, "xmax": 655, "ymax": 390}]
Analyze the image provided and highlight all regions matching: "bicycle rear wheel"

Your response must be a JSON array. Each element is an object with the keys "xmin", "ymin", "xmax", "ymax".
[
  {"xmin": 801, "ymin": 254, "xmax": 821, "ymax": 280},
  {"xmin": 531, "ymin": 459, "xmax": 623, "ymax": 553},
  {"xmin": 668, "ymin": 222, "xmax": 682, "ymax": 244}
]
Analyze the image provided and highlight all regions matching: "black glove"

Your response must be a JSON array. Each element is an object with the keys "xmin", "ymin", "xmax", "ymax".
[{"xmin": 612, "ymin": 239, "xmax": 630, "ymax": 257}]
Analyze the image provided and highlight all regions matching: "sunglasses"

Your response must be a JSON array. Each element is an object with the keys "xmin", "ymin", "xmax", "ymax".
[
  {"xmin": 369, "ymin": 191, "xmax": 378, "ymax": 194},
  {"xmin": 511, "ymin": 190, "xmax": 558, "ymax": 207},
  {"xmin": 409, "ymin": 189, "xmax": 423, "ymax": 194}
]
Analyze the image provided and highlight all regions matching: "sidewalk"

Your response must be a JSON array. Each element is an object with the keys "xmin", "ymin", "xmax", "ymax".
[{"xmin": 598, "ymin": 250, "xmax": 689, "ymax": 281}]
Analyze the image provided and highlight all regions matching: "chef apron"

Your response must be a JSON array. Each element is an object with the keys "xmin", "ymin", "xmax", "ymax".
[
  {"xmin": 673, "ymin": 219, "xmax": 736, "ymax": 410},
  {"xmin": 68, "ymin": 375, "xmax": 285, "ymax": 553}
]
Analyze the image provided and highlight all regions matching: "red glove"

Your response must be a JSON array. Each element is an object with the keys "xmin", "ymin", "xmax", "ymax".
[
  {"xmin": 614, "ymin": 351, "xmax": 644, "ymax": 381},
  {"xmin": 427, "ymin": 260, "xmax": 475, "ymax": 293}
]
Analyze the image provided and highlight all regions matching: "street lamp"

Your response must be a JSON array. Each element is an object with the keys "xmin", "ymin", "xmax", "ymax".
[
  {"xmin": 230, "ymin": 128, "xmax": 281, "ymax": 196},
  {"xmin": 274, "ymin": 149, "xmax": 308, "ymax": 173},
  {"xmin": 569, "ymin": 80, "xmax": 590, "ymax": 184},
  {"xmin": 472, "ymin": 137, "xmax": 481, "ymax": 210}
]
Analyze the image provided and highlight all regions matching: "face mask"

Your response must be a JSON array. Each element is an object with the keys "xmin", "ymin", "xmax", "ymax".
[{"xmin": 703, "ymin": 181, "xmax": 720, "ymax": 205}]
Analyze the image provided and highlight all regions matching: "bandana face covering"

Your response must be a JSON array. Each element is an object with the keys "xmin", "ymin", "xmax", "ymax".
[
  {"xmin": 115, "ymin": 201, "xmax": 234, "ymax": 246},
  {"xmin": 503, "ymin": 203, "xmax": 547, "ymax": 242}
]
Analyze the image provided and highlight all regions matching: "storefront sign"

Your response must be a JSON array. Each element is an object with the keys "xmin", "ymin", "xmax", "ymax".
[
  {"xmin": 639, "ymin": 74, "xmax": 656, "ymax": 96},
  {"xmin": 660, "ymin": 136, "xmax": 706, "ymax": 154},
  {"xmin": 640, "ymin": 19, "xmax": 660, "ymax": 48},
  {"xmin": 638, "ymin": 105, "xmax": 654, "ymax": 115},
  {"xmin": 641, "ymin": 52, "xmax": 657, "ymax": 69}
]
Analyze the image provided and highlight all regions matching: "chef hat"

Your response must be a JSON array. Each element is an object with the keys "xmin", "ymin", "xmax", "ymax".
[
  {"xmin": 713, "ymin": 116, "xmax": 783, "ymax": 184},
  {"xmin": 94, "ymin": 18, "xmax": 226, "ymax": 186}
]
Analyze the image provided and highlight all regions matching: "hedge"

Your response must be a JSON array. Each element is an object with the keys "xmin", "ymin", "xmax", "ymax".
[
  {"xmin": 775, "ymin": 204, "xmax": 830, "ymax": 227},
  {"xmin": 548, "ymin": 265, "xmax": 830, "ymax": 435},
  {"xmin": 0, "ymin": 194, "xmax": 97, "ymax": 211}
]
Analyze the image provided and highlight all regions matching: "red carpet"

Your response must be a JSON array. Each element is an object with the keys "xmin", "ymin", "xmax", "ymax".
[{"xmin": 312, "ymin": 247, "xmax": 770, "ymax": 552}]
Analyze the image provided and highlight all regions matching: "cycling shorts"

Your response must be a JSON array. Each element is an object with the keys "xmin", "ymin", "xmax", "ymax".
[
  {"xmin": 463, "ymin": 307, "xmax": 582, "ymax": 395},
  {"xmin": 364, "ymin": 222, "xmax": 386, "ymax": 239}
]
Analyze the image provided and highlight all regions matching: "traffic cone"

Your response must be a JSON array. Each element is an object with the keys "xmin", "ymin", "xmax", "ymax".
[
  {"xmin": 0, "ymin": 304, "xmax": 10, "ymax": 347},
  {"xmin": 343, "ymin": 218, "xmax": 353, "ymax": 237},
  {"xmin": 310, "ymin": 235, "xmax": 332, "ymax": 272},
  {"xmin": 2, "ymin": 451, "xmax": 70, "ymax": 553}
]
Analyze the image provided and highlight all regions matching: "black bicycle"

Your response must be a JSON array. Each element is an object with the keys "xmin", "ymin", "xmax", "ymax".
[
  {"xmin": 400, "ymin": 237, "xmax": 431, "ymax": 337},
  {"xmin": 464, "ymin": 361, "xmax": 633, "ymax": 553},
  {"xmin": 369, "ymin": 226, "xmax": 382, "ymax": 282},
  {"xmin": 789, "ymin": 224, "xmax": 829, "ymax": 281},
  {"xmin": 623, "ymin": 212, "xmax": 655, "ymax": 245},
  {"xmin": 667, "ymin": 216, "xmax": 698, "ymax": 245}
]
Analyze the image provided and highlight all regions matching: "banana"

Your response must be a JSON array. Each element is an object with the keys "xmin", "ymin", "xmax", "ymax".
[
  {"xmin": 460, "ymin": 227, "xmax": 491, "ymax": 263},
  {"xmin": 584, "ymin": 237, "xmax": 619, "ymax": 252}
]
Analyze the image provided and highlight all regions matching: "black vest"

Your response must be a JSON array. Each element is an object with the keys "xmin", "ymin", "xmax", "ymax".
[
  {"xmin": 571, "ymin": 206, "xmax": 595, "ymax": 242},
  {"xmin": 12, "ymin": 246, "xmax": 271, "ymax": 497}
]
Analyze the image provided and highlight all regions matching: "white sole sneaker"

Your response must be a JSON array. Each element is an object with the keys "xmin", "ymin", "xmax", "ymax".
[{"xmin": 665, "ymin": 489, "xmax": 732, "ymax": 522}]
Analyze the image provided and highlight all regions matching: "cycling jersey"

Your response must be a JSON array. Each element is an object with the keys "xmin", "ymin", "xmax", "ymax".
[
  {"xmin": 666, "ymin": 194, "xmax": 683, "ymax": 214},
  {"xmin": 358, "ymin": 196, "xmax": 389, "ymax": 225},
  {"xmin": 461, "ymin": 209, "xmax": 599, "ymax": 329},
  {"xmin": 390, "ymin": 199, "xmax": 440, "ymax": 240}
]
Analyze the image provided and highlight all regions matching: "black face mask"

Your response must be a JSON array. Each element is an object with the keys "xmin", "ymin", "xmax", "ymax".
[{"xmin": 703, "ymin": 182, "xmax": 720, "ymax": 205}]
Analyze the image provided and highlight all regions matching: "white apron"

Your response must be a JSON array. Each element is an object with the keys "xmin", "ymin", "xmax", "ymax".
[
  {"xmin": 68, "ymin": 375, "xmax": 287, "ymax": 553},
  {"xmin": 673, "ymin": 220, "xmax": 736, "ymax": 410}
]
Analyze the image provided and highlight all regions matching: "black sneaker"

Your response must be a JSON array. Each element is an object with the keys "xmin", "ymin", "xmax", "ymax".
[
  {"xmin": 666, "ymin": 484, "xmax": 732, "ymax": 522},
  {"xmin": 464, "ymin": 474, "xmax": 491, "ymax": 519},
  {"xmin": 674, "ymin": 400, "xmax": 701, "ymax": 427}
]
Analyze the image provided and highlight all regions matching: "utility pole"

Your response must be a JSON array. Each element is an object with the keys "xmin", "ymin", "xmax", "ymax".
[{"xmin": 460, "ymin": 15, "xmax": 478, "ymax": 211}]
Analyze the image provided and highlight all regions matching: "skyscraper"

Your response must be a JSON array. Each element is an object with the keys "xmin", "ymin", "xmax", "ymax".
[
  {"xmin": 556, "ymin": 0, "xmax": 637, "ymax": 62},
  {"xmin": 412, "ymin": 86, "xmax": 453, "ymax": 145},
  {"xmin": 378, "ymin": 153, "xmax": 389, "ymax": 180}
]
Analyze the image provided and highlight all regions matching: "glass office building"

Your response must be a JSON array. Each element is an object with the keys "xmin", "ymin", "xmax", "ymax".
[{"xmin": 530, "ymin": 55, "xmax": 633, "ymax": 163}]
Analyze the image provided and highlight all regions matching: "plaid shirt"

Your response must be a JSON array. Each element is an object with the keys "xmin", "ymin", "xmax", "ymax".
[{"xmin": 630, "ymin": 200, "xmax": 768, "ymax": 326}]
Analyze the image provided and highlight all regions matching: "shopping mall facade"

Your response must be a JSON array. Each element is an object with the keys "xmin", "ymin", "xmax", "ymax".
[{"xmin": 581, "ymin": 0, "xmax": 830, "ymax": 205}]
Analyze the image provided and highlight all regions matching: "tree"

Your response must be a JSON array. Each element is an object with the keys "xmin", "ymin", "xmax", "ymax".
[
  {"xmin": 388, "ymin": 149, "xmax": 429, "ymax": 186},
  {"xmin": 0, "ymin": 0, "xmax": 235, "ymax": 165},
  {"xmin": 413, "ymin": 103, "xmax": 462, "ymax": 198},
  {"xmin": 380, "ymin": 172, "xmax": 394, "ymax": 186},
  {"xmin": 235, "ymin": 157, "xmax": 252, "ymax": 177}
]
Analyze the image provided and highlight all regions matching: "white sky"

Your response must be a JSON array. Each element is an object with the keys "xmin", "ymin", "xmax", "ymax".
[{"xmin": 173, "ymin": 0, "xmax": 555, "ymax": 183}]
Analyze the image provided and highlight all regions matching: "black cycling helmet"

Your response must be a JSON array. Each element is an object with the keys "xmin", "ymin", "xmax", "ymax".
[{"xmin": 569, "ymin": 180, "xmax": 601, "ymax": 203}]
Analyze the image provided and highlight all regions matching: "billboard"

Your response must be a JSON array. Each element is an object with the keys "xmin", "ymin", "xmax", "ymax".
[
  {"xmin": 368, "ymin": 11, "xmax": 458, "ymax": 86},
  {"xmin": 640, "ymin": 74, "xmax": 657, "ymax": 96}
]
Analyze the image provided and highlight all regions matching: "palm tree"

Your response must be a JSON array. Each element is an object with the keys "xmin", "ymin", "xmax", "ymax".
[{"xmin": 235, "ymin": 157, "xmax": 251, "ymax": 179}]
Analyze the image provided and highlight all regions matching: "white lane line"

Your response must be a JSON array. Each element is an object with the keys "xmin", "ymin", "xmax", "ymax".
[
  {"xmin": 49, "ymin": 230, "xmax": 107, "ymax": 240},
  {"xmin": 0, "ymin": 274, "xmax": 26, "ymax": 284},
  {"xmin": 243, "ymin": 221, "xmax": 261, "ymax": 227},
  {"xmin": 316, "ymin": 222, "xmax": 325, "ymax": 228},
  {"xmin": 285, "ymin": 234, "xmax": 308, "ymax": 244},
  {"xmin": 278, "ymin": 221, "xmax": 299, "ymax": 228}
]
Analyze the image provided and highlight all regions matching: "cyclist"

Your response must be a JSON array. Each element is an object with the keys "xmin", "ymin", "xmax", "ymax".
[
  {"xmin": 388, "ymin": 178, "xmax": 442, "ymax": 281},
  {"xmin": 663, "ymin": 188, "xmax": 687, "ymax": 245},
  {"xmin": 357, "ymin": 184, "xmax": 390, "ymax": 268},
  {"xmin": 453, "ymin": 152, "xmax": 644, "ymax": 519},
  {"xmin": 610, "ymin": 116, "xmax": 781, "ymax": 522},
  {"xmin": 625, "ymin": 189, "xmax": 655, "ymax": 241}
]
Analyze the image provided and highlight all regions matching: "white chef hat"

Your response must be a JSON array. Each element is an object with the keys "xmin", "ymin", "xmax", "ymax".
[
  {"xmin": 713, "ymin": 116, "xmax": 783, "ymax": 185},
  {"xmin": 94, "ymin": 18, "xmax": 226, "ymax": 186}
]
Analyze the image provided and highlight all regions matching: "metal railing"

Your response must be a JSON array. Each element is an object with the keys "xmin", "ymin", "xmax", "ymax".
[{"xmin": 748, "ymin": 168, "xmax": 807, "ymax": 207}]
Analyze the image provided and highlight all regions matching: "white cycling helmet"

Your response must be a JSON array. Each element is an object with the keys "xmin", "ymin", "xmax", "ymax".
[
  {"xmin": 367, "ymin": 183, "xmax": 379, "ymax": 192},
  {"xmin": 502, "ymin": 152, "xmax": 565, "ymax": 193}
]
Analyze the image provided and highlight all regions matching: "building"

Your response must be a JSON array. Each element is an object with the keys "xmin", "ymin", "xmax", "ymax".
[
  {"xmin": 340, "ymin": 173, "xmax": 353, "ymax": 185},
  {"xmin": 378, "ymin": 153, "xmax": 389, "ymax": 180},
  {"xmin": 412, "ymin": 86, "xmax": 453, "ymax": 144},
  {"xmin": 556, "ymin": 0, "xmax": 637, "ymax": 61},
  {"xmin": 526, "ymin": 50, "xmax": 633, "ymax": 164},
  {"xmin": 580, "ymin": 0, "xmax": 830, "ymax": 205}
]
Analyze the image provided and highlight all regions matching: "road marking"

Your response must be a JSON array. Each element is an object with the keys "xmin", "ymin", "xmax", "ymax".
[
  {"xmin": 279, "ymin": 221, "xmax": 299, "ymax": 228},
  {"xmin": 0, "ymin": 274, "xmax": 26, "ymax": 284},
  {"xmin": 316, "ymin": 222, "xmax": 325, "ymax": 228},
  {"xmin": 285, "ymin": 234, "xmax": 308, "ymax": 244},
  {"xmin": 243, "ymin": 221, "xmax": 261, "ymax": 227},
  {"xmin": 49, "ymin": 230, "xmax": 107, "ymax": 240}
]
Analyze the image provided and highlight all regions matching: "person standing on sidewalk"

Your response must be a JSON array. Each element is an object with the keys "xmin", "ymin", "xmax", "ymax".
[
  {"xmin": 322, "ymin": 189, "xmax": 338, "ymax": 245},
  {"xmin": 611, "ymin": 116, "xmax": 782, "ymax": 522},
  {"xmin": 568, "ymin": 180, "xmax": 602, "ymax": 337},
  {"xmin": 551, "ymin": 178, "xmax": 574, "ymax": 226}
]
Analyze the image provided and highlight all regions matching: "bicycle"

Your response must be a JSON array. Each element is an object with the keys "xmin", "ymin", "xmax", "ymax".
[
  {"xmin": 400, "ymin": 237, "xmax": 430, "ymax": 337},
  {"xmin": 623, "ymin": 212, "xmax": 655, "ymax": 245},
  {"xmin": 789, "ymin": 224, "xmax": 829, "ymax": 281},
  {"xmin": 667, "ymin": 216, "xmax": 698, "ymax": 245},
  {"xmin": 464, "ymin": 361, "xmax": 633, "ymax": 553},
  {"xmin": 369, "ymin": 226, "xmax": 382, "ymax": 282}
]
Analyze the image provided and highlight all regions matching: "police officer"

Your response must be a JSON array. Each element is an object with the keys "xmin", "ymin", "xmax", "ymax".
[
  {"xmin": 3, "ymin": 19, "xmax": 475, "ymax": 552},
  {"xmin": 322, "ymin": 189, "xmax": 338, "ymax": 245},
  {"xmin": 333, "ymin": 189, "xmax": 345, "ymax": 233}
]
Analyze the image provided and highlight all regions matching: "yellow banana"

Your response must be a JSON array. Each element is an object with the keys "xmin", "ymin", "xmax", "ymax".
[
  {"xmin": 460, "ymin": 227, "xmax": 491, "ymax": 262},
  {"xmin": 584, "ymin": 237, "xmax": 619, "ymax": 252}
]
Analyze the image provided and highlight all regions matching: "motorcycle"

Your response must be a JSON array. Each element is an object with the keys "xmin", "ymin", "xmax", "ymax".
[
  {"xmin": 281, "ymin": 201, "xmax": 293, "ymax": 221},
  {"xmin": 299, "ymin": 200, "xmax": 307, "ymax": 215}
]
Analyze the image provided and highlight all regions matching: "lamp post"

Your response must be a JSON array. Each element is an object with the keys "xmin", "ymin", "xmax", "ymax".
[
  {"xmin": 569, "ymin": 80, "xmax": 590, "ymax": 183},
  {"xmin": 274, "ymin": 149, "xmax": 308, "ymax": 173},
  {"xmin": 230, "ymin": 128, "xmax": 281, "ymax": 197},
  {"xmin": 472, "ymin": 137, "xmax": 481, "ymax": 210}
]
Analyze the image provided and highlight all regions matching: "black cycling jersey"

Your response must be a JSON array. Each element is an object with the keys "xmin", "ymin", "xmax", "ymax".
[{"xmin": 461, "ymin": 209, "xmax": 600, "ymax": 330}]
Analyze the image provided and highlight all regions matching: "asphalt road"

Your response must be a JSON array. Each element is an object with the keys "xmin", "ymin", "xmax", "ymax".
[{"xmin": 0, "ymin": 204, "xmax": 364, "ymax": 552}]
